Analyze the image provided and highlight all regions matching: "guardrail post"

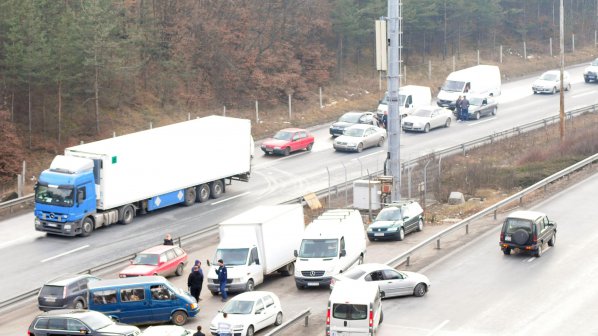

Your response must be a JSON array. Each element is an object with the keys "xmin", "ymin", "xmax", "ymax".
[
  {"xmin": 466, "ymin": 224, "xmax": 469, "ymax": 234},
  {"xmin": 304, "ymin": 315, "xmax": 309, "ymax": 326},
  {"xmin": 406, "ymin": 256, "xmax": 410, "ymax": 266},
  {"xmin": 436, "ymin": 239, "xmax": 440, "ymax": 249},
  {"xmin": 519, "ymin": 197, "xmax": 523, "ymax": 206},
  {"xmin": 461, "ymin": 144, "xmax": 466, "ymax": 156},
  {"xmin": 493, "ymin": 210, "xmax": 497, "ymax": 220}
]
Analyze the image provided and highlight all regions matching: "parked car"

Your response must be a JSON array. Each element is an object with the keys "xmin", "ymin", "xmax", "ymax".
[
  {"xmin": 37, "ymin": 274, "xmax": 101, "ymax": 311},
  {"xmin": 141, "ymin": 326, "xmax": 193, "ymax": 336},
  {"xmin": 329, "ymin": 111, "xmax": 377, "ymax": 137},
  {"xmin": 119, "ymin": 245, "xmax": 188, "ymax": 278},
  {"xmin": 28, "ymin": 309, "xmax": 140, "ymax": 336},
  {"xmin": 532, "ymin": 70, "xmax": 571, "ymax": 94},
  {"xmin": 464, "ymin": 95, "xmax": 498, "ymax": 120},
  {"xmin": 330, "ymin": 263, "xmax": 431, "ymax": 298},
  {"xmin": 583, "ymin": 58, "xmax": 598, "ymax": 83},
  {"xmin": 260, "ymin": 128, "xmax": 314, "ymax": 156},
  {"xmin": 209, "ymin": 291, "xmax": 283, "ymax": 336},
  {"xmin": 401, "ymin": 106, "xmax": 452, "ymax": 132},
  {"xmin": 499, "ymin": 210, "xmax": 557, "ymax": 257},
  {"xmin": 366, "ymin": 200, "xmax": 424, "ymax": 241},
  {"xmin": 333, "ymin": 124, "xmax": 386, "ymax": 153}
]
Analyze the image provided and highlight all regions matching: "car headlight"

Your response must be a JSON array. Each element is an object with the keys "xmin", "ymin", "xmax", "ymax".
[
  {"xmin": 233, "ymin": 324, "xmax": 245, "ymax": 330},
  {"xmin": 35, "ymin": 218, "xmax": 41, "ymax": 225},
  {"xmin": 387, "ymin": 226, "xmax": 398, "ymax": 232},
  {"xmin": 64, "ymin": 224, "xmax": 72, "ymax": 230},
  {"xmin": 367, "ymin": 227, "xmax": 373, "ymax": 232}
]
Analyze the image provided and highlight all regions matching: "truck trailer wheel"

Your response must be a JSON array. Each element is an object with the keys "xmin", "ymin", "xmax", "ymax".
[
  {"xmin": 196, "ymin": 184, "xmax": 210, "ymax": 203},
  {"xmin": 80, "ymin": 217, "xmax": 94, "ymax": 237},
  {"xmin": 280, "ymin": 262, "xmax": 294, "ymax": 276},
  {"xmin": 183, "ymin": 187, "xmax": 196, "ymax": 206},
  {"xmin": 210, "ymin": 180, "xmax": 224, "ymax": 199},
  {"xmin": 120, "ymin": 205, "xmax": 135, "ymax": 225}
]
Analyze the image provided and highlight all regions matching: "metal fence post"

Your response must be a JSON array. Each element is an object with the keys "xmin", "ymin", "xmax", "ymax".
[
  {"xmin": 255, "ymin": 100, "xmax": 259, "ymax": 123},
  {"xmin": 288, "ymin": 94, "xmax": 292, "ymax": 119},
  {"xmin": 319, "ymin": 87, "xmax": 323, "ymax": 108},
  {"xmin": 523, "ymin": 41, "xmax": 527, "ymax": 60},
  {"xmin": 500, "ymin": 45, "xmax": 503, "ymax": 63},
  {"xmin": 326, "ymin": 167, "xmax": 331, "ymax": 208}
]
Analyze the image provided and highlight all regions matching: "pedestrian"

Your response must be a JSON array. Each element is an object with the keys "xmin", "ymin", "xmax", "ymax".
[
  {"xmin": 217, "ymin": 312, "xmax": 232, "ymax": 336},
  {"xmin": 459, "ymin": 95, "xmax": 470, "ymax": 121},
  {"xmin": 187, "ymin": 265, "xmax": 204, "ymax": 303},
  {"xmin": 382, "ymin": 112, "xmax": 388, "ymax": 129},
  {"xmin": 455, "ymin": 95, "xmax": 463, "ymax": 121},
  {"xmin": 215, "ymin": 259, "xmax": 228, "ymax": 302},
  {"xmin": 193, "ymin": 325, "xmax": 205, "ymax": 336},
  {"xmin": 163, "ymin": 233, "xmax": 174, "ymax": 245}
]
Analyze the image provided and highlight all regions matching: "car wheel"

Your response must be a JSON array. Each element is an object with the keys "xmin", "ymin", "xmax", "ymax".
[
  {"xmin": 171, "ymin": 311, "xmax": 188, "ymax": 326},
  {"xmin": 444, "ymin": 118, "xmax": 451, "ymax": 128},
  {"xmin": 245, "ymin": 279, "xmax": 255, "ymax": 292},
  {"xmin": 503, "ymin": 248, "xmax": 511, "ymax": 255},
  {"xmin": 210, "ymin": 291, "xmax": 219, "ymax": 296},
  {"xmin": 492, "ymin": 107, "xmax": 497, "ymax": 116},
  {"xmin": 584, "ymin": 77, "xmax": 590, "ymax": 83},
  {"xmin": 417, "ymin": 218, "xmax": 424, "ymax": 232},
  {"xmin": 283, "ymin": 147, "xmax": 290, "ymax": 156},
  {"xmin": 413, "ymin": 283, "xmax": 427, "ymax": 297},
  {"xmin": 397, "ymin": 228, "xmax": 405, "ymax": 241},
  {"xmin": 80, "ymin": 217, "xmax": 94, "ymax": 237},
  {"xmin": 246, "ymin": 325, "xmax": 255, "ymax": 336},
  {"xmin": 377, "ymin": 137, "xmax": 384, "ymax": 147},
  {"xmin": 296, "ymin": 283, "xmax": 305, "ymax": 290},
  {"xmin": 196, "ymin": 184, "xmax": 210, "ymax": 203},
  {"xmin": 424, "ymin": 124, "xmax": 430, "ymax": 133},
  {"xmin": 74, "ymin": 300, "xmax": 84, "ymax": 309},
  {"xmin": 120, "ymin": 205, "xmax": 135, "ymax": 225},
  {"xmin": 306, "ymin": 143, "xmax": 313, "ymax": 151},
  {"xmin": 275, "ymin": 312, "xmax": 283, "ymax": 326},
  {"xmin": 536, "ymin": 244, "xmax": 543, "ymax": 257},
  {"xmin": 183, "ymin": 187, "xmax": 196, "ymax": 206},
  {"xmin": 548, "ymin": 234, "xmax": 556, "ymax": 247},
  {"xmin": 210, "ymin": 180, "xmax": 224, "ymax": 199},
  {"xmin": 368, "ymin": 237, "xmax": 375, "ymax": 242},
  {"xmin": 552, "ymin": 86, "xmax": 557, "ymax": 94},
  {"xmin": 475, "ymin": 112, "xmax": 480, "ymax": 120},
  {"xmin": 175, "ymin": 263, "xmax": 184, "ymax": 276},
  {"xmin": 356, "ymin": 143, "xmax": 363, "ymax": 153},
  {"xmin": 533, "ymin": 90, "xmax": 537, "ymax": 94}
]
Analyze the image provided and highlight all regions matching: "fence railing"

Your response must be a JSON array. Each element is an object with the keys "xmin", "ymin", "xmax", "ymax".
[
  {"xmin": 264, "ymin": 308, "xmax": 311, "ymax": 336},
  {"xmin": 0, "ymin": 193, "xmax": 34, "ymax": 214}
]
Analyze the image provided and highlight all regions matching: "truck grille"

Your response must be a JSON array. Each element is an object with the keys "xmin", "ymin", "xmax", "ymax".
[{"xmin": 301, "ymin": 270, "xmax": 325, "ymax": 277}]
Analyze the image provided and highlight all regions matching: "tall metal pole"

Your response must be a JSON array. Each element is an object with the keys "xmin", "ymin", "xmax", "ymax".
[
  {"xmin": 387, "ymin": 0, "xmax": 402, "ymax": 201},
  {"xmin": 559, "ymin": 0, "xmax": 565, "ymax": 140}
]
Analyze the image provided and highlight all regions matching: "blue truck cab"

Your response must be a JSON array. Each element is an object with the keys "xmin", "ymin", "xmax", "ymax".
[
  {"xmin": 34, "ymin": 155, "xmax": 97, "ymax": 236},
  {"xmin": 88, "ymin": 276, "xmax": 199, "ymax": 326}
]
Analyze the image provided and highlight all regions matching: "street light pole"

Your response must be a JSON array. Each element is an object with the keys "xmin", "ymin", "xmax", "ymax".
[{"xmin": 387, "ymin": 0, "xmax": 402, "ymax": 201}]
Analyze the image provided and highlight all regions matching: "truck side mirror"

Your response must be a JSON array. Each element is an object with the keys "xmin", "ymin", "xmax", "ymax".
[
  {"xmin": 294, "ymin": 250, "xmax": 298, "ymax": 257},
  {"xmin": 380, "ymin": 290, "xmax": 386, "ymax": 298},
  {"xmin": 254, "ymin": 258, "xmax": 260, "ymax": 265},
  {"xmin": 340, "ymin": 250, "xmax": 346, "ymax": 257}
]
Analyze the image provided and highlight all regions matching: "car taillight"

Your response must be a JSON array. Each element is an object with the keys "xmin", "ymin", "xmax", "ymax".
[
  {"xmin": 369, "ymin": 310, "xmax": 374, "ymax": 327},
  {"xmin": 500, "ymin": 232, "xmax": 504, "ymax": 242},
  {"xmin": 330, "ymin": 278, "xmax": 335, "ymax": 286},
  {"xmin": 326, "ymin": 307, "xmax": 331, "ymax": 325},
  {"xmin": 532, "ymin": 233, "xmax": 537, "ymax": 243}
]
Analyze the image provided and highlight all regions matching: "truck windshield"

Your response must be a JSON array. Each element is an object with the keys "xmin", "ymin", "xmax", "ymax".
[
  {"xmin": 441, "ymin": 80, "xmax": 465, "ymax": 92},
  {"xmin": 214, "ymin": 248, "xmax": 249, "ymax": 266},
  {"xmin": 298, "ymin": 239, "xmax": 338, "ymax": 258},
  {"xmin": 35, "ymin": 185, "xmax": 74, "ymax": 207}
]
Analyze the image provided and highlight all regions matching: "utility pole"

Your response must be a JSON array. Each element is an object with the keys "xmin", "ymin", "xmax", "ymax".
[
  {"xmin": 387, "ymin": 0, "xmax": 402, "ymax": 201},
  {"xmin": 559, "ymin": 0, "xmax": 565, "ymax": 140}
]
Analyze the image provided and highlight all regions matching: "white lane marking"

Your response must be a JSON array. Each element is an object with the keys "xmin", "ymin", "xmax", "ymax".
[
  {"xmin": 467, "ymin": 117, "xmax": 497, "ymax": 126},
  {"xmin": 571, "ymin": 91, "xmax": 596, "ymax": 99},
  {"xmin": 350, "ymin": 150, "xmax": 384, "ymax": 161},
  {"xmin": 425, "ymin": 320, "xmax": 450, "ymax": 336},
  {"xmin": 211, "ymin": 191, "xmax": 250, "ymax": 205},
  {"xmin": 526, "ymin": 257, "xmax": 536, "ymax": 263},
  {"xmin": 41, "ymin": 245, "xmax": 89, "ymax": 263}
]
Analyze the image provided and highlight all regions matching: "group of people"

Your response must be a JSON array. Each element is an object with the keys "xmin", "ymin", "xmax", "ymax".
[{"xmin": 455, "ymin": 95, "xmax": 470, "ymax": 121}]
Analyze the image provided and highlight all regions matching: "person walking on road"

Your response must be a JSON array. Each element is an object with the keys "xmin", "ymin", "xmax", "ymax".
[
  {"xmin": 455, "ymin": 95, "xmax": 463, "ymax": 121},
  {"xmin": 459, "ymin": 95, "xmax": 470, "ymax": 121},
  {"xmin": 217, "ymin": 312, "xmax": 232, "ymax": 336},
  {"xmin": 187, "ymin": 264, "xmax": 204, "ymax": 303},
  {"xmin": 215, "ymin": 259, "xmax": 228, "ymax": 302},
  {"xmin": 163, "ymin": 233, "xmax": 174, "ymax": 245},
  {"xmin": 192, "ymin": 325, "xmax": 205, "ymax": 336}
]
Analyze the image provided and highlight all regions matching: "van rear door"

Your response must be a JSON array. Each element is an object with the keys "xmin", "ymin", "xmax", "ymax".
[{"xmin": 330, "ymin": 302, "xmax": 371, "ymax": 335}]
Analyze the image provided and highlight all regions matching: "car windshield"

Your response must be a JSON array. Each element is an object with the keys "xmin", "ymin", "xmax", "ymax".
[
  {"xmin": 344, "ymin": 128, "xmax": 365, "ymax": 137},
  {"xmin": 376, "ymin": 207, "xmax": 402, "ymax": 221},
  {"xmin": 133, "ymin": 253, "xmax": 159, "ymax": 266},
  {"xmin": 83, "ymin": 313, "xmax": 114, "ymax": 330},
  {"xmin": 343, "ymin": 268, "xmax": 366, "ymax": 280},
  {"xmin": 469, "ymin": 97, "xmax": 484, "ymax": 105},
  {"xmin": 441, "ymin": 80, "xmax": 465, "ymax": 92},
  {"xmin": 332, "ymin": 304, "xmax": 368, "ymax": 320},
  {"xmin": 214, "ymin": 248, "xmax": 249, "ymax": 266},
  {"xmin": 222, "ymin": 299, "xmax": 254, "ymax": 314},
  {"xmin": 273, "ymin": 131, "xmax": 292, "ymax": 141},
  {"xmin": 298, "ymin": 239, "xmax": 338, "ymax": 258},
  {"xmin": 339, "ymin": 113, "xmax": 361, "ymax": 123},
  {"xmin": 412, "ymin": 108, "xmax": 433, "ymax": 118},
  {"xmin": 504, "ymin": 218, "xmax": 533, "ymax": 233},
  {"xmin": 540, "ymin": 73, "xmax": 557, "ymax": 81},
  {"xmin": 35, "ymin": 184, "xmax": 74, "ymax": 207}
]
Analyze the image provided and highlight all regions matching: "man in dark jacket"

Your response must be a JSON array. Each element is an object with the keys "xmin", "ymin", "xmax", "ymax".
[
  {"xmin": 187, "ymin": 265, "xmax": 203, "ymax": 303},
  {"xmin": 215, "ymin": 259, "xmax": 228, "ymax": 301},
  {"xmin": 459, "ymin": 96, "xmax": 470, "ymax": 121},
  {"xmin": 192, "ymin": 326, "xmax": 205, "ymax": 336},
  {"xmin": 163, "ymin": 233, "xmax": 174, "ymax": 245}
]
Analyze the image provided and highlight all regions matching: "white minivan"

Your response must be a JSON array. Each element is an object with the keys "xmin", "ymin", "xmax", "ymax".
[
  {"xmin": 437, "ymin": 65, "xmax": 501, "ymax": 110},
  {"xmin": 294, "ymin": 209, "xmax": 367, "ymax": 289},
  {"xmin": 326, "ymin": 281, "xmax": 383, "ymax": 336},
  {"xmin": 376, "ymin": 85, "xmax": 432, "ymax": 119}
]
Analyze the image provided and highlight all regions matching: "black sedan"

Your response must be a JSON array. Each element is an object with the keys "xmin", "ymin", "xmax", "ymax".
[
  {"xmin": 464, "ymin": 95, "xmax": 498, "ymax": 120},
  {"xmin": 329, "ymin": 111, "xmax": 377, "ymax": 137}
]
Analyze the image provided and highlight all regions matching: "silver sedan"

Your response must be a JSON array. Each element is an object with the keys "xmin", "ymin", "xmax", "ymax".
[
  {"xmin": 333, "ymin": 124, "xmax": 387, "ymax": 152},
  {"xmin": 330, "ymin": 263, "xmax": 431, "ymax": 298},
  {"xmin": 401, "ymin": 105, "xmax": 452, "ymax": 132}
]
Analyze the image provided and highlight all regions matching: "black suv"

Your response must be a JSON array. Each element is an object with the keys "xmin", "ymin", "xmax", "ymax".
[
  {"xmin": 28, "ymin": 309, "xmax": 140, "ymax": 336},
  {"xmin": 366, "ymin": 200, "xmax": 424, "ymax": 241},
  {"xmin": 499, "ymin": 210, "xmax": 557, "ymax": 257},
  {"xmin": 38, "ymin": 274, "xmax": 101, "ymax": 311}
]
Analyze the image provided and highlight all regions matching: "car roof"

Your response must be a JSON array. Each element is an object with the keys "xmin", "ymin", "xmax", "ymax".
[
  {"xmin": 141, "ymin": 245, "xmax": 180, "ymax": 254},
  {"xmin": 383, "ymin": 200, "xmax": 418, "ymax": 209},
  {"xmin": 37, "ymin": 309, "xmax": 103, "ymax": 318},
  {"xmin": 507, "ymin": 210, "xmax": 545, "ymax": 221},
  {"xmin": 542, "ymin": 70, "xmax": 568, "ymax": 75},
  {"xmin": 230, "ymin": 291, "xmax": 278, "ymax": 301},
  {"xmin": 88, "ymin": 275, "xmax": 168, "ymax": 289},
  {"xmin": 44, "ymin": 274, "xmax": 94, "ymax": 286},
  {"xmin": 278, "ymin": 128, "xmax": 306, "ymax": 133}
]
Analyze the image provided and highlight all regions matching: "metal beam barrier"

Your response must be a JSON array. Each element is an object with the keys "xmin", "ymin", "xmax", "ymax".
[{"xmin": 264, "ymin": 308, "xmax": 311, "ymax": 336}]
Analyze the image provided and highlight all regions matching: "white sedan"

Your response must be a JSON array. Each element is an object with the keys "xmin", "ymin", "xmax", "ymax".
[
  {"xmin": 532, "ymin": 70, "xmax": 571, "ymax": 94},
  {"xmin": 401, "ymin": 106, "xmax": 452, "ymax": 133},
  {"xmin": 331, "ymin": 263, "xmax": 431, "ymax": 298},
  {"xmin": 333, "ymin": 124, "xmax": 387, "ymax": 152},
  {"xmin": 209, "ymin": 291, "xmax": 283, "ymax": 336}
]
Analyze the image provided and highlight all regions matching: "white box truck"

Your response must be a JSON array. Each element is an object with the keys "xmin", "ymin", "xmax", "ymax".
[
  {"xmin": 376, "ymin": 85, "xmax": 432, "ymax": 119},
  {"xmin": 207, "ymin": 204, "xmax": 305, "ymax": 294},
  {"xmin": 437, "ymin": 65, "xmax": 501, "ymax": 109},
  {"xmin": 294, "ymin": 209, "xmax": 367, "ymax": 289},
  {"xmin": 34, "ymin": 115, "xmax": 253, "ymax": 236}
]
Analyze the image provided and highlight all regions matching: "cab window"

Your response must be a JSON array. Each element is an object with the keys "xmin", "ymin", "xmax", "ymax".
[
  {"xmin": 92, "ymin": 290, "xmax": 117, "ymax": 304},
  {"xmin": 166, "ymin": 249, "xmax": 177, "ymax": 260},
  {"xmin": 150, "ymin": 285, "xmax": 173, "ymax": 300}
]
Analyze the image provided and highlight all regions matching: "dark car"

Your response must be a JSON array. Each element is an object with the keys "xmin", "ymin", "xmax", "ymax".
[
  {"xmin": 463, "ymin": 95, "xmax": 498, "ymax": 120},
  {"xmin": 28, "ymin": 309, "xmax": 140, "ymax": 336},
  {"xmin": 329, "ymin": 112, "xmax": 377, "ymax": 137},
  {"xmin": 38, "ymin": 274, "xmax": 101, "ymax": 311},
  {"xmin": 366, "ymin": 200, "xmax": 424, "ymax": 241},
  {"xmin": 499, "ymin": 210, "xmax": 557, "ymax": 257}
]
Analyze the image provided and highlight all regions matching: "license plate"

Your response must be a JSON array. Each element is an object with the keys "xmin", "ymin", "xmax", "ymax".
[
  {"xmin": 374, "ymin": 233, "xmax": 385, "ymax": 237},
  {"xmin": 307, "ymin": 282, "xmax": 319, "ymax": 287},
  {"xmin": 46, "ymin": 223, "xmax": 57, "ymax": 228},
  {"xmin": 45, "ymin": 297, "xmax": 56, "ymax": 302},
  {"xmin": 505, "ymin": 236, "xmax": 511, "ymax": 242}
]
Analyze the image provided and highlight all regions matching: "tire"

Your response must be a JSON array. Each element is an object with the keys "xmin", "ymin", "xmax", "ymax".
[
  {"xmin": 171, "ymin": 311, "xmax": 187, "ymax": 326},
  {"xmin": 73, "ymin": 300, "xmax": 84, "ymax": 309},
  {"xmin": 196, "ymin": 184, "xmax": 210, "ymax": 203},
  {"xmin": 306, "ymin": 143, "xmax": 313, "ymax": 151},
  {"xmin": 210, "ymin": 180, "xmax": 224, "ymax": 199},
  {"xmin": 536, "ymin": 244, "xmax": 543, "ymax": 258},
  {"xmin": 183, "ymin": 187, "xmax": 196, "ymax": 206},
  {"xmin": 356, "ymin": 143, "xmax": 363, "ymax": 153},
  {"xmin": 245, "ymin": 279, "xmax": 255, "ymax": 292},
  {"xmin": 246, "ymin": 325, "xmax": 255, "ymax": 336},
  {"xmin": 413, "ymin": 283, "xmax": 427, "ymax": 297},
  {"xmin": 281, "ymin": 262, "xmax": 294, "ymax": 276},
  {"xmin": 210, "ymin": 291, "xmax": 219, "ymax": 296},
  {"xmin": 552, "ymin": 87, "xmax": 557, "ymax": 94},
  {"xmin": 492, "ymin": 107, "xmax": 497, "ymax": 116},
  {"xmin": 585, "ymin": 77, "xmax": 590, "ymax": 83},
  {"xmin": 275, "ymin": 312, "xmax": 283, "ymax": 326},
  {"xmin": 475, "ymin": 112, "xmax": 480, "ymax": 120},
  {"xmin": 80, "ymin": 217, "xmax": 94, "ymax": 237},
  {"xmin": 417, "ymin": 218, "xmax": 424, "ymax": 232},
  {"xmin": 283, "ymin": 147, "xmax": 290, "ymax": 156},
  {"xmin": 444, "ymin": 118, "xmax": 451, "ymax": 128},
  {"xmin": 377, "ymin": 137, "xmax": 384, "ymax": 147},
  {"xmin": 296, "ymin": 283, "xmax": 304, "ymax": 290},
  {"xmin": 175, "ymin": 263, "xmax": 184, "ymax": 276},
  {"xmin": 368, "ymin": 237, "xmax": 375, "ymax": 242},
  {"xmin": 424, "ymin": 124, "xmax": 430, "ymax": 133},
  {"xmin": 503, "ymin": 248, "xmax": 511, "ymax": 255},
  {"xmin": 512, "ymin": 229, "xmax": 529, "ymax": 245},
  {"xmin": 120, "ymin": 205, "xmax": 134, "ymax": 225},
  {"xmin": 397, "ymin": 228, "xmax": 405, "ymax": 241},
  {"xmin": 548, "ymin": 234, "xmax": 556, "ymax": 247}
]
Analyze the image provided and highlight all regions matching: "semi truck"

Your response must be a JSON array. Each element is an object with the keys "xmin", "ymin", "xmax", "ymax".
[
  {"xmin": 34, "ymin": 115, "xmax": 253, "ymax": 237},
  {"xmin": 207, "ymin": 204, "xmax": 305, "ymax": 294}
]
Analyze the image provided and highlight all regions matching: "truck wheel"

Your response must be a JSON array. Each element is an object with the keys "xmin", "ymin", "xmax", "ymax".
[
  {"xmin": 210, "ymin": 180, "xmax": 224, "ymax": 199},
  {"xmin": 281, "ymin": 262, "xmax": 294, "ymax": 276},
  {"xmin": 196, "ymin": 184, "xmax": 210, "ymax": 203},
  {"xmin": 245, "ymin": 279, "xmax": 255, "ymax": 292},
  {"xmin": 171, "ymin": 311, "xmax": 187, "ymax": 326},
  {"xmin": 296, "ymin": 283, "xmax": 304, "ymax": 290},
  {"xmin": 120, "ymin": 205, "xmax": 135, "ymax": 225},
  {"xmin": 183, "ymin": 187, "xmax": 196, "ymax": 206},
  {"xmin": 80, "ymin": 218, "xmax": 94, "ymax": 237}
]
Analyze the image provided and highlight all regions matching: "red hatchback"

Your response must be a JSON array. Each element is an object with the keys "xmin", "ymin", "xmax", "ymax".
[
  {"xmin": 261, "ymin": 128, "xmax": 315, "ymax": 156},
  {"xmin": 119, "ymin": 245, "xmax": 188, "ymax": 278}
]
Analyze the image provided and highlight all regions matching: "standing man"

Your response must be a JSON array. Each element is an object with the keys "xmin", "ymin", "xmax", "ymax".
[
  {"xmin": 460, "ymin": 95, "xmax": 470, "ymax": 121},
  {"xmin": 215, "ymin": 259, "xmax": 228, "ymax": 302},
  {"xmin": 192, "ymin": 326, "xmax": 205, "ymax": 336},
  {"xmin": 455, "ymin": 95, "xmax": 463, "ymax": 121},
  {"xmin": 217, "ymin": 312, "xmax": 232, "ymax": 336},
  {"xmin": 163, "ymin": 233, "xmax": 174, "ymax": 245},
  {"xmin": 187, "ymin": 265, "xmax": 204, "ymax": 303}
]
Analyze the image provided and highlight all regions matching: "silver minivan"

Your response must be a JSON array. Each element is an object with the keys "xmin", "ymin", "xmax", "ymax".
[{"xmin": 326, "ymin": 281, "xmax": 383, "ymax": 336}]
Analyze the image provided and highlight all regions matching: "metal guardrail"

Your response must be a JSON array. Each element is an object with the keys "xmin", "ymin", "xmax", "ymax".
[
  {"xmin": 0, "ymin": 193, "xmax": 34, "ymax": 214},
  {"xmin": 264, "ymin": 308, "xmax": 311, "ymax": 336},
  {"xmin": 386, "ymin": 152, "xmax": 598, "ymax": 268}
]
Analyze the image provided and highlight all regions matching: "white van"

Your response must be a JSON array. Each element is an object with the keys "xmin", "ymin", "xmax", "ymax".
[
  {"xmin": 326, "ymin": 281, "xmax": 383, "ymax": 336},
  {"xmin": 377, "ymin": 85, "xmax": 432, "ymax": 118},
  {"xmin": 294, "ymin": 209, "xmax": 367, "ymax": 289},
  {"xmin": 437, "ymin": 65, "xmax": 501, "ymax": 109}
]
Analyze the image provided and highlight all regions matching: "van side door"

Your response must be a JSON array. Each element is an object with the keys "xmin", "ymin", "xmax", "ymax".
[
  {"xmin": 248, "ymin": 246, "xmax": 264, "ymax": 286},
  {"xmin": 149, "ymin": 284, "xmax": 178, "ymax": 323},
  {"xmin": 118, "ymin": 287, "xmax": 151, "ymax": 324}
]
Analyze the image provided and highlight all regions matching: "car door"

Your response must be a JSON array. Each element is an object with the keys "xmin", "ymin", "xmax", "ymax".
[
  {"xmin": 262, "ymin": 294, "xmax": 278, "ymax": 327},
  {"xmin": 382, "ymin": 269, "xmax": 412, "ymax": 296},
  {"xmin": 253, "ymin": 298, "xmax": 270, "ymax": 331},
  {"xmin": 403, "ymin": 206, "xmax": 418, "ymax": 233},
  {"xmin": 119, "ymin": 287, "xmax": 152, "ymax": 324},
  {"xmin": 430, "ymin": 110, "xmax": 441, "ymax": 129},
  {"xmin": 363, "ymin": 128, "xmax": 374, "ymax": 148},
  {"xmin": 537, "ymin": 216, "xmax": 553, "ymax": 245},
  {"xmin": 365, "ymin": 271, "xmax": 393, "ymax": 297}
]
